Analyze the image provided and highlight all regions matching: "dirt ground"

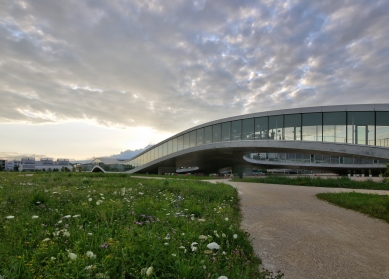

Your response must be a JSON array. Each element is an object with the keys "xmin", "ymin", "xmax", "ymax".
[{"xmin": 212, "ymin": 180, "xmax": 389, "ymax": 279}]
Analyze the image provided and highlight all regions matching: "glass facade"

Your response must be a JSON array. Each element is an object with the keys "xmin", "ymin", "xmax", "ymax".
[
  {"xmin": 125, "ymin": 109, "xmax": 389, "ymax": 170},
  {"xmin": 323, "ymin": 112, "xmax": 346, "ymax": 143}
]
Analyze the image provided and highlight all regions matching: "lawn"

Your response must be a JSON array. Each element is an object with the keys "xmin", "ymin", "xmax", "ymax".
[
  {"xmin": 316, "ymin": 192, "xmax": 389, "ymax": 223},
  {"xmin": 232, "ymin": 176, "xmax": 389, "ymax": 190},
  {"xmin": 0, "ymin": 172, "xmax": 283, "ymax": 279}
]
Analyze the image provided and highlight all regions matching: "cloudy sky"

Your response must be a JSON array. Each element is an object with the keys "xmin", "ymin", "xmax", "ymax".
[{"xmin": 1, "ymin": 0, "xmax": 388, "ymax": 160}]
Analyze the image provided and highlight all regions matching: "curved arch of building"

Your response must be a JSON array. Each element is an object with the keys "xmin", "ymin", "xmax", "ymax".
[{"xmin": 124, "ymin": 104, "xmax": 389, "ymax": 174}]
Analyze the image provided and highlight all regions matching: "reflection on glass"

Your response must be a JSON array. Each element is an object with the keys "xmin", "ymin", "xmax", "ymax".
[
  {"xmin": 377, "ymin": 112, "xmax": 389, "ymax": 147},
  {"xmin": 222, "ymin": 122, "xmax": 231, "ymax": 141},
  {"xmin": 242, "ymin": 118, "xmax": 254, "ymax": 140},
  {"xmin": 213, "ymin": 124, "xmax": 221, "ymax": 142},
  {"xmin": 205, "ymin": 126, "xmax": 212, "ymax": 143},
  {"xmin": 177, "ymin": 135, "xmax": 183, "ymax": 151},
  {"xmin": 231, "ymin": 120, "xmax": 241, "ymax": 141},
  {"xmin": 284, "ymin": 114, "xmax": 301, "ymax": 140},
  {"xmin": 302, "ymin": 113, "xmax": 322, "ymax": 141},
  {"xmin": 190, "ymin": 130, "xmax": 196, "ymax": 147},
  {"xmin": 323, "ymin": 112, "xmax": 346, "ymax": 143},
  {"xmin": 162, "ymin": 142, "xmax": 167, "ymax": 156},
  {"xmin": 255, "ymin": 117, "xmax": 268, "ymax": 140},
  {"xmin": 167, "ymin": 140, "xmax": 172, "ymax": 155},
  {"xmin": 269, "ymin": 115, "xmax": 283, "ymax": 140},
  {"xmin": 347, "ymin": 112, "xmax": 375, "ymax": 145},
  {"xmin": 183, "ymin": 133, "xmax": 190, "ymax": 149},
  {"xmin": 197, "ymin": 128, "xmax": 204, "ymax": 145},
  {"xmin": 172, "ymin": 138, "xmax": 177, "ymax": 153}
]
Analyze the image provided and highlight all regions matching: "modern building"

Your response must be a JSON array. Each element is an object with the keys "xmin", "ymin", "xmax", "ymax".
[
  {"xmin": 6, "ymin": 160, "xmax": 20, "ymax": 171},
  {"xmin": 89, "ymin": 104, "xmax": 389, "ymax": 175},
  {"xmin": 34, "ymin": 158, "xmax": 72, "ymax": 171}
]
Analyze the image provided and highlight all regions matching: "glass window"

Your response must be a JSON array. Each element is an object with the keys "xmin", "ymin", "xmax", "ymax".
[
  {"xmin": 269, "ymin": 115, "xmax": 283, "ymax": 140},
  {"xmin": 347, "ymin": 112, "xmax": 375, "ymax": 145},
  {"xmin": 177, "ymin": 135, "xmax": 183, "ymax": 151},
  {"xmin": 205, "ymin": 126, "xmax": 212, "ymax": 143},
  {"xmin": 376, "ymin": 112, "xmax": 389, "ymax": 147},
  {"xmin": 183, "ymin": 133, "xmax": 190, "ymax": 149},
  {"xmin": 255, "ymin": 117, "xmax": 268, "ymax": 140},
  {"xmin": 323, "ymin": 112, "xmax": 346, "ymax": 143},
  {"xmin": 189, "ymin": 130, "xmax": 196, "ymax": 147},
  {"xmin": 172, "ymin": 138, "xmax": 177, "ymax": 153},
  {"xmin": 302, "ymin": 113, "xmax": 322, "ymax": 141},
  {"xmin": 284, "ymin": 114, "xmax": 301, "ymax": 140},
  {"xmin": 231, "ymin": 120, "xmax": 242, "ymax": 141},
  {"xmin": 156, "ymin": 145, "xmax": 161, "ymax": 159},
  {"xmin": 242, "ymin": 118, "xmax": 254, "ymax": 140},
  {"xmin": 162, "ymin": 142, "xmax": 167, "ymax": 156},
  {"xmin": 197, "ymin": 128, "xmax": 204, "ymax": 145},
  {"xmin": 222, "ymin": 122, "xmax": 231, "ymax": 141},
  {"xmin": 213, "ymin": 124, "xmax": 221, "ymax": 142},
  {"xmin": 167, "ymin": 140, "xmax": 173, "ymax": 155}
]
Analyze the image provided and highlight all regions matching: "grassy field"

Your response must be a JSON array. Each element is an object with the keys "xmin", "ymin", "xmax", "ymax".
[
  {"xmin": 0, "ymin": 172, "xmax": 282, "ymax": 279},
  {"xmin": 232, "ymin": 176, "xmax": 389, "ymax": 190},
  {"xmin": 131, "ymin": 174, "xmax": 224, "ymax": 180},
  {"xmin": 317, "ymin": 192, "xmax": 389, "ymax": 223}
]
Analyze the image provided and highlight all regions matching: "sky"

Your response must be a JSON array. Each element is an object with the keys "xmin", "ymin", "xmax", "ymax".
[{"xmin": 1, "ymin": 0, "xmax": 389, "ymax": 160}]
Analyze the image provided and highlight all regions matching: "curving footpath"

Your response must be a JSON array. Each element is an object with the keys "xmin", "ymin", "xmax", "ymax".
[{"xmin": 209, "ymin": 180, "xmax": 389, "ymax": 279}]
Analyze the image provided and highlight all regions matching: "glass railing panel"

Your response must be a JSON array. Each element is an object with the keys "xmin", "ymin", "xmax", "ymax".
[
  {"xmin": 284, "ymin": 114, "xmax": 301, "ymax": 140},
  {"xmin": 197, "ymin": 128, "xmax": 204, "ymax": 145},
  {"xmin": 323, "ymin": 112, "xmax": 346, "ymax": 143},
  {"xmin": 213, "ymin": 124, "xmax": 221, "ymax": 142},
  {"xmin": 222, "ymin": 122, "xmax": 231, "ymax": 141},
  {"xmin": 242, "ymin": 118, "xmax": 254, "ymax": 140},
  {"xmin": 255, "ymin": 117, "xmax": 268, "ymax": 140},
  {"xmin": 205, "ymin": 126, "xmax": 212, "ymax": 144},
  {"xmin": 231, "ymin": 120, "xmax": 241, "ymax": 141}
]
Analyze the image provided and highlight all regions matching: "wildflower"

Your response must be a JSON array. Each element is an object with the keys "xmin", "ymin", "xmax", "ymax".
[
  {"xmin": 6, "ymin": 216, "xmax": 14, "ymax": 219},
  {"xmin": 68, "ymin": 252, "xmax": 77, "ymax": 260},
  {"xmin": 199, "ymin": 235, "xmax": 207, "ymax": 240},
  {"xmin": 86, "ymin": 251, "xmax": 96, "ymax": 259},
  {"xmin": 50, "ymin": 257, "xmax": 56, "ymax": 261},
  {"xmin": 172, "ymin": 253, "xmax": 176, "ymax": 257},
  {"xmin": 100, "ymin": 242, "xmax": 109, "ymax": 249},
  {"xmin": 58, "ymin": 220, "xmax": 62, "ymax": 224},
  {"xmin": 222, "ymin": 233, "xmax": 226, "ymax": 238},
  {"xmin": 218, "ymin": 276, "xmax": 228, "ymax": 279},
  {"xmin": 207, "ymin": 242, "xmax": 220, "ymax": 250},
  {"xmin": 88, "ymin": 233, "xmax": 93, "ymax": 236},
  {"xmin": 63, "ymin": 215, "xmax": 71, "ymax": 219},
  {"xmin": 32, "ymin": 215, "xmax": 39, "ymax": 219},
  {"xmin": 233, "ymin": 234, "xmax": 238, "ymax": 239},
  {"xmin": 198, "ymin": 218, "xmax": 206, "ymax": 222},
  {"xmin": 191, "ymin": 242, "xmax": 198, "ymax": 252},
  {"xmin": 204, "ymin": 250, "xmax": 212, "ymax": 254},
  {"xmin": 225, "ymin": 217, "xmax": 229, "ymax": 221},
  {"xmin": 88, "ymin": 198, "xmax": 92, "ymax": 202},
  {"xmin": 203, "ymin": 265, "xmax": 207, "ymax": 269},
  {"xmin": 164, "ymin": 242, "xmax": 169, "ymax": 246},
  {"xmin": 73, "ymin": 215, "xmax": 81, "ymax": 218},
  {"xmin": 179, "ymin": 246, "xmax": 185, "ymax": 249},
  {"xmin": 63, "ymin": 231, "xmax": 70, "ymax": 237},
  {"xmin": 222, "ymin": 251, "xmax": 226, "ymax": 255},
  {"xmin": 146, "ymin": 266, "xmax": 153, "ymax": 276},
  {"xmin": 96, "ymin": 201, "xmax": 100, "ymax": 205},
  {"xmin": 121, "ymin": 188, "xmax": 126, "ymax": 196},
  {"xmin": 85, "ymin": 265, "xmax": 93, "ymax": 270},
  {"xmin": 138, "ymin": 192, "xmax": 144, "ymax": 195},
  {"xmin": 42, "ymin": 238, "xmax": 50, "ymax": 242}
]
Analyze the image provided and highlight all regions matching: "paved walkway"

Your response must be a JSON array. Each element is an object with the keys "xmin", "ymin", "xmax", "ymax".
[{"xmin": 209, "ymin": 180, "xmax": 389, "ymax": 279}]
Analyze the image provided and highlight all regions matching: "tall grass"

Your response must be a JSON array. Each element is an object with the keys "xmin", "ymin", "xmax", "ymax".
[
  {"xmin": 317, "ymin": 192, "xmax": 389, "ymax": 223},
  {"xmin": 0, "ymin": 172, "xmax": 282, "ymax": 279},
  {"xmin": 233, "ymin": 176, "xmax": 389, "ymax": 190}
]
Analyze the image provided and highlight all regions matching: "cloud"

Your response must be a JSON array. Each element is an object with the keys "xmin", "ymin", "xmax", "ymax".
[{"xmin": 0, "ymin": 0, "xmax": 388, "ymax": 136}]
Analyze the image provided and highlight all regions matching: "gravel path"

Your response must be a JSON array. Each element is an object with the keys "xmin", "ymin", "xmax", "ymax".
[{"xmin": 211, "ymin": 180, "xmax": 389, "ymax": 279}]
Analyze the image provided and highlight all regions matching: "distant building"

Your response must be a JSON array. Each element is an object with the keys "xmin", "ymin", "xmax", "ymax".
[
  {"xmin": 0, "ymin": 159, "xmax": 6, "ymax": 170},
  {"xmin": 20, "ymin": 157, "xmax": 36, "ymax": 171},
  {"xmin": 35, "ymin": 158, "xmax": 72, "ymax": 171},
  {"xmin": 6, "ymin": 160, "xmax": 20, "ymax": 171}
]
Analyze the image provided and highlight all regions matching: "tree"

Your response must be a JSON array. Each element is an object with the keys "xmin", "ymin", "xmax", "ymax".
[
  {"xmin": 0, "ymin": 165, "xmax": 3, "ymax": 171},
  {"xmin": 14, "ymin": 164, "xmax": 19, "ymax": 171}
]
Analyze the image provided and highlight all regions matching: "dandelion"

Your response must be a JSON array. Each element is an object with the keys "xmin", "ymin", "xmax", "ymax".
[
  {"xmin": 207, "ymin": 242, "xmax": 220, "ymax": 250},
  {"xmin": 146, "ymin": 266, "xmax": 153, "ymax": 276},
  {"xmin": 233, "ymin": 234, "xmax": 238, "ymax": 239},
  {"xmin": 6, "ymin": 216, "xmax": 14, "ymax": 219},
  {"xmin": 86, "ymin": 251, "xmax": 96, "ymax": 259},
  {"xmin": 32, "ymin": 215, "xmax": 39, "ymax": 219},
  {"xmin": 68, "ymin": 252, "xmax": 77, "ymax": 260}
]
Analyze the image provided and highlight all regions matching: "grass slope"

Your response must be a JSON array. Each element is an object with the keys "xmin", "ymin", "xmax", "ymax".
[
  {"xmin": 0, "ymin": 172, "xmax": 282, "ymax": 279},
  {"xmin": 233, "ymin": 176, "xmax": 389, "ymax": 190},
  {"xmin": 316, "ymin": 192, "xmax": 389, "ymax": 223}
]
